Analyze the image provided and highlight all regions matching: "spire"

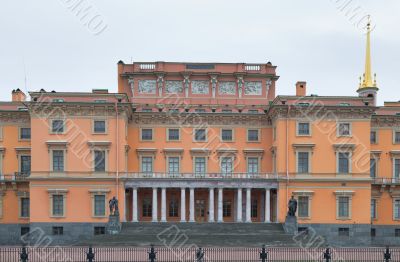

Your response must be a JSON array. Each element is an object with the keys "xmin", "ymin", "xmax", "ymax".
[{"xmin": 359, "ymin": 15, "xmax": 377, "ymax": 89}]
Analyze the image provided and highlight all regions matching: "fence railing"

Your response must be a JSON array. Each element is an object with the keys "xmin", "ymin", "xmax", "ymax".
[
  {"xmin": 372, "ymin": 177, "xmax": 400, "ymax": 185},
  {"xmin": 1, "ymin": 246, "xmax": 399, "ymax": 262}
]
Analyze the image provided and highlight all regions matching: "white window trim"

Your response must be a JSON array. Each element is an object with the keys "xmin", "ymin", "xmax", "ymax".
[
  {"xmin": 18, "ymin": 154, "xmax": 31, "ymax": 173},
  {"xmin": 337, "ymin": 122, "xmax": 352, "ymax": 137},
  {"xmin": 220, "ymin": 128, "xmax": 235, "ymax": 142},
  {"xmin": 336, "ymin": 151, "xmax": 352, "ymax": 174},
  {"xmin": 393, "ymin": 129, "xmax": 400, "ymax": 145},
  {"xmin": 92, "ymin": 119, "xmax": 108, "ymax": 134},
  {"xmin": 393, "ymin": 158, "xmax": 400, "ymax": 178},
  {"xmin": 140, "ymin": 127, "xmax": 154, "ymax": 142},
  {"xmin": 296, "ymin": 121, "xmax": 312, "ymax": 136},
  {"xmin": 140, "ymin": 155, "xmax": 154, "ymax": 173},
  {"xmin": 247, "ymin": 128, "xmax": 260, "ymax": 142},
  {"xmin": 18, "ymin": 192, "xmax": 30, "ymax": 219},
  {"xmin": 220, "ymin": 156, "xmax": 235, "ymax": 174},
  {"xmin": 92, "ymin": 149, "xmax": 109, "ymax": 174},
  {"xmin": 193, "ymin": 128, "xmax": 208, "ymax": 142},
  {"xmin": 48, "ymin": 189, "xmax": 68, "ymax": 218},
  {"xmin": 193, "ymin": 156, "xmax": 208, "ymax": 175},
  {"xmin": 166, "ymin": 128, "xmax": 181, "ymax": 142},
  {"xmin": 334, "ymin": 191, "xmax": 354, "ymax": 220},
  {"xmin": 296, "ymin": 151, "xmax": 312, "ymax": 174},
  {"xmin": 297, "ymin": 195, "xmax": 311, "ymax": 219},
  {"xmin": 50, "ymin": 149, "xmax": 67, "ymax": 174},
  {"xmin": 0, "ymin": 126, "xmax": 3, "ymax": 141},
  {"xmin": 371, "ymin": 198, "xmax": 378, "ymax": 220},
  {"xmin": 49, "ymin": 119, "xmax": 66, "ymax": 134},
  {"xmin": 167, "ymin": 156, "xmax": 180, "ymax": 175},
  {"xmin": 393, "ymin": 198, "xmax": 400, "ymax": 221},
  {"xmin": 91, "ymin": 193, "xmax": 108, "ymax": 218},
  {"xmin": 246, "ymin": 156, "xmax": 260, "ymax": 174},
  {"xmin": 0, "ymin": 192, "xmax": 4, "ymax": 218},
  {"xmin": 18, "ymin": 126, "xmax": 31, "ymax": 141}
]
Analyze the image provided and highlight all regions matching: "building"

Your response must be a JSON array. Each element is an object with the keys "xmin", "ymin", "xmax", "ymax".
[{"xmin": 0, "ymin": 21, "xmax": 400, "ymax": 246}]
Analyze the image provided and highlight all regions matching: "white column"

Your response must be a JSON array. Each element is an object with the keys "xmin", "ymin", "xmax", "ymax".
[
  {"xmin": 265, "ymin": 189, "xmax": 271, "ymax": 223},
  {"xmin": 245, "ymin": 188, "xmax": 252, "ymax": 223},
  {"xmin": 189, "ymin": 188, "xmax": 195, "ymax": 222},
  {"xmin": 208, "ymin": 188, "xmax": 215, "ymax": 222},
  {"xmin": 236, "ymin": 188, "xmax": 242, "ymax": 222},
  {"xmin": 152, "ymin": 188, "xmax": 158, "ymax": 222},
  {"xmin": 132, "ymin": 188, "xmax": 138, "ymax": 222},
  {"xmin": 161, "ymin": 188, "xmax": 167, "ymax": 222},
  {"xmin": 217, "ymin": 188, "xmax": 223, "ymax": 223},
  {"xmin": 180, "ymin": 188, "xmax": 186, "ymax": 222}
]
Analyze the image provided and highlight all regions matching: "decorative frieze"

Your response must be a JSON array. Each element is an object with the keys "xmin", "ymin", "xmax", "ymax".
[
  {"xmin": 165, "ymin": 81, "xmax": 183, "ymax": 94},
  {"xmin": 219, "ymin": 82, "xmax": 236, "ymax": 95},
  {"xmin": 191, "ymin": 81, "xmax": 209, "ymax": 95},
  {"xmin": 244, "ymin": 81, "xmax": 262, "ymax": 95},
  {"xmin": 138, "ymin": 80, "xmax": 156, "ymax": 94}
]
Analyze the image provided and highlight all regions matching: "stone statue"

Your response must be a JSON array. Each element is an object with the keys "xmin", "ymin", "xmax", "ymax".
[
  {"xmin": 109, "ymin": 196, "xmax": 119, "ymax": 216},
  {"xmin": 287, "ymin": 196, "xmax": 297, "ymax": 217}
]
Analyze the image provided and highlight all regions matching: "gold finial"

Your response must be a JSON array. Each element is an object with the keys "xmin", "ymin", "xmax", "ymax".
[{"xmin": 359, "ymin": 15, "xmax": 376, "ymax": 89}]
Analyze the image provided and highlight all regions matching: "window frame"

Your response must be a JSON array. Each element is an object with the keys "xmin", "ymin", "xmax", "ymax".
[
  {"xmin": 51, "ymin": 149, "xmax": 66, "ymax": 173},
  {"xmin": 93, "ymin": 150, "xmax": 107, "ymax": 173},
  {"xmin": 167, "ymin": 156, "xmax": 180, "ymax": 175},
  {"xmin": 297, "ymin": 196, "xmax": 310, "ymax": 219},
  {"xmin": 221, "ymin": 128, "xmax": 234, "ymax": 142},
  {"xmin": 220, "ymin": 156, "xmax": 234, "ymax": 175},
  {"xmin": 19, "ymin": 154, "xmax": 31, "ymax": 174},
  {"xmin": 93, "ymin": 194, "xmax": 107, "ymax": 217},
  {"xmin": 394, "ymin": 199, "xmax": 400, "ymax": 221},
  {"xmin": 337, "ymin": 122, "xmax": 352, "ymax": 137},
  {"xmin": 394, "ymin": 130, "xmax": 400, "ymax": 144},
  {"xmin": 50, "ymin": 119, "xmax": 65, "ymax": 134},
  {"xmin": 393, "ymin": 158, "xmax": 400, "ymax": 179},
  {"xmin": 247, "ymin": 157, "xmax": 259, "ymax": 175},
  {"xmin": 167, "ymin": 128, "xmax": 180, "ymax": 141},
  {"xmin": 140, "ymin": 128, "xmax": 154, "ymax": 141},
  {"xmin": 140, "ymin": 156, "xmax": 154, "ymax": 173},
  {"xmin": 337, "ymin": 151, "xmax": 352, "ymax": 174},
  {"xmin": 193, "ymin": 128, "xmax": 207, "ymax": 142},
  {"xmin": 370, "ymin": 130, "xmax": 378, "ymax": 144},
  {"xmin": 296, "ymin": 151, "xmax": 311, "ymax": 174},
  {"xmin": 19, "ymin": 127, "xmax": 31, "ymax": 141},
  {"xmin": 50, "ymin": 194, "xmax": 66, "ymax": 218},
  {"xmin": 92, "ymin": 119, "xmax": 107, "ymax": 134},
  {"xmin": 371, "ymin": 198, "xmax": 377, "ymax": 220},
  {"xmin": 296, "ymin": 122, "xmax": 311, "ymax": 136},
  {"xmin": 193, "ymin": 156, "xmax": 207, "ymax": 175},
  {"xmin": 247, "ymin": 129, "xmax": 260, "ymax": 142},
  {"xmin": 335, "ymin": 192, "xmax": 353, "ymax": 220},
  {"xmin": 19, "ymin": 196, "xmax": 30, "ymax": 219}
]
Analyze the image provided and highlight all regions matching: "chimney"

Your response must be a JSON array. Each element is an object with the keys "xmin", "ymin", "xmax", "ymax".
[
  {"xmin": 296, "ymin": 81, "xmax": 307, "ymax": 96},
  {"xmin": 12, "ymin": 89, "xmax": 26, "ymax": 102}
]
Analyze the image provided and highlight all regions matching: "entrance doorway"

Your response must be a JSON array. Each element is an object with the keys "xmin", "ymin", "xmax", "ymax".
[{"xmin": 195, "ymin": 199, "xmax": 206, "ymax": 222}]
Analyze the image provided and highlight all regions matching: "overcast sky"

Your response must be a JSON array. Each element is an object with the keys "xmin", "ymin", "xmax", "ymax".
[{"xmin": 0, "ymin": 0, "xmax": 399, "ymax": 105}]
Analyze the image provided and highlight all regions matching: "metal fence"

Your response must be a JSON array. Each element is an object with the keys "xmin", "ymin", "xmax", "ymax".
[{"xmin": 1, "ymin": 246, "xmax": 399, "ymax": 262}]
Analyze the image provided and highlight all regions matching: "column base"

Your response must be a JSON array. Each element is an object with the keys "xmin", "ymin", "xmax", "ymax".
[{"xmin": 180, "ymin": 220, "xmax": 187, "ymax": 223}]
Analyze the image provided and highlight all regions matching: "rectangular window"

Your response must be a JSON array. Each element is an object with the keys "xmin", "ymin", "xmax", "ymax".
[
  {"xmin": 52, "ymin": 120, "xmax": 64, "ymax": 133},
  {"xmin": 247, "ymin": 129, "xmax": 259, "ymax": 142},
  {"xmin": 370, "ymin": 131, "xmax": 377, "ymax": 144},
  {"xmin": 298, "ymin": 196, "xmax": 309, "ymax": 218},
  {"xmin": 338, "ymin": 228, "xmax": 350, "ymax": 237},
  {"xmin": 52, "ymin": 226, "xmax": 64, "ymax": 235},
  {"xmin": 194, "ymin": 129, "xmax": 206, "ymax": 141},
  {"xmin": 168, "ymin": 157, "xmax": 180, "ymax": 174},
  {"xmin": 371, "ymin": 228, "xmax": 376, "ymax": 237},
  {"xmin": 194, "ymin": 157, "xmax": 206, "ymax": 174},
  {"xmin": 20, "ymin": 156, "xmax": 31, "ymax": 174},
  {"xmin": 221, "ymin": 129, "xmax": 233, "ymax": 141},
  {"xmin": 141, "ymin": 129, "xmax": 153, "ymax": 141},
  {"xmin": 141, "ymin": 157, "xmax": 153, "ymax": 173},
  {"xmin": 94, "ymin": 120, "xmax": 106, "ymax": 133},
  {"xmin": 221, "ymin": 157, "xmax": 233, "ymax": 175},
  {"xmin": 94, "ymin": 150, "xmax": 106, "ymax": 172},
  {"xmin": 52, "ymin": 150, "xmax": 64, "ymax": 172},
  {"xmin": 298, "ymin": 227, "xmax": 309, "ymax": 235},
  {"xmin": 142, "ymin": 198, "xmax": 152, "ymax": 217},
  {"xmin": 223, "ymin": 201, "xmax": 231, "ymax": 217},
  {"xmin": 251, "ymin": 199, "xmax": 258, "ymax": 218},
  {"xmin": 20, "ymin": 128, "xmax": 31, "ymax": 140},
  {"xmin": 169, "ymin": 197, "xmax": 179, "ymax": 217},
  {"xmin": 94, "ymin": 226, "xmax": 105, "ymax": 235},
  {"xmin": 297, "ymin": 152, "xmax": 309, "ymax": 173},
  {"xmin": 168, "ymin": 128, "xmax": 180, "ymax": 141},
  {"xmin": 297, "ymin": 123, "xmax": 310, "ymax": 136},
  {"xmin": 395, "ymin": 159, "xmax": 400, "ymax": 178},
  {"xmin": 338, "ymin": 196, "xmax": 350, "ymax": 218},
  {"xmin": 371, "ymin": 199, "xmax": 377, "ymax": 219},
  {"xmin": 20, "ymin": 197, "xmax": 30, "ymax": 218},
  {"xmin": 338, "ymin": 123, "xmax": 351, "ymax": 136},
  {"xmin": 338, "ymin": 152, "xmax": 350, "ymax": 174},
  {"xmin": 370, "ymin": 158, "xmax": 377, "ymax": 178},
  {"xmin": 94, "ymin": 195, "xmax": 106, "ymax": 217},
  {"xmin": 247, "ymin": 157, "xmax": 259, "ymax": 174},
  {"xmin": 395, "ymin": 131, "xmax": 400, "ymax": 144},
  {"xmin": 394, "ymin": 200, "xmax": 400, "ymax": 220},
  {"xmin": 52, "ymin": 195, "xmax": 64, "ymax": 216},
  {"xmin": 21, "ymin": 227, "xmax": 30, "ymax": 236},
  {"xmin": 395, "ymin": 229, "xmax": 400, "ymax": 237}
]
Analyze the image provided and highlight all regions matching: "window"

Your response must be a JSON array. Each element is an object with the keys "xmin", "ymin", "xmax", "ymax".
[
  {"xmin": 297, "ymin": 152, "xmax": 309, "ymax": 174},
  {"xmin": 52, "ymin": 150, "xmax": 64, "ymax": 172},
  {"xmin": 221, "ymin": 129, "xmax": 233, "ymax": 142},
  {"xmin": 371, "ymin": 199, "xmax": 377, "ymax": 219},
  {"xmin": 20, "ymin": 156, "xmax": 31, "ymax": 174},
  {"xmin": 395, "ymin": 131, "xmax": 400, "ymax": 144},
  {"xmin": 251, "ymin": 199, "xmax": 258, "ymax": 218},
  {"xmin": 194, "ymin": 157, "xmax": 206, "ymax": 175},
  {"xmin": 338, "ymin": 196, "xmax": 350, "ymax": 218},
  {"xmin": 20, "ymin": 128, "xmax": 31, "ymax": 140},
  {"xmin": 94, "ymin": 120, "xmax": 106, "ymax": 133},
  {"xmin": 94, "ymin": 226, "xmax": 105, "ymax": 235},
  {"xmin": 94, "ymin": 195, "xmax": 106, "ymax": 217},
  {"xmin": 52, "ymin": 227, "xmax": 64, "ymax": 235},
  {"xmin": 221, "ymin": 157, "xmax": 233, "ymax": 175},
  {"xmin": 371, "ymin": 228, "xmax": 376, "ymax": 237},
  {"xmin": 141, "ymin": 157, "xmax": 153, "ymax": 173},
  {"xmin": 370, "ymin": 131, "xmax": 377, "ymax": 144},
  {"xmin": 370, "ymin": 158, "xmax": 377, "ymax": 178},
  {"xmin": 52, "ymin": 195, "xmax": 64, "ymax": 216},
  {"xmin": 298, "ymin": 196, "xmax": 309, "ymax": 218},
  {"xmin": 194, "ymin": 129, "xmax": 206, "ymax": 142},
  {"xmin": 247, "ymin": 129, "xmax": 259, "ymax": 142},
  {"xmin": 223, "ymin": 201, "xmax": 231, "ymax": 217},
  {"xmin": 395, "ymin": 159, "xmax": 400, "ymax": 178},
  {"xmin": 396, "ymin": 229, "xmax": 400, "ymax": 237},
  {"xmin": 338, "ymin": 228, "xmax": 350, "ymax": 237},
  {"xmin": 52, "ymin": 120, "xmax": 64, "ymax": 133},
  {"xmin": 169, "ymin": 197, "xmax": 179, "ymax": 217},
  {"xmin": 298, "ymin": 227, "xmax": 309, "ymax": 235},
  {"xmin": 142, "ymin": 198, "xmax": 152, "ymax": 217},
  {"xmin": 21, "ymin": 227, "xmax": 30, "ymax": 236},
  {"xmin": 141, "ymin": 129, "xmax": 153, "ymax": 141},
  {"xmin": 168, "ymin": 128, "xmax": 180, "ymax": 141},
  {"xmin": 394, "ymin": 199, "xmax": 400, "ymax": 220},
  {"xmin": 20, "ymin": 197, "xmax": 30, "ymax": 218},
  {"xmin": 94, "ymin": 150, "xmax": 106, "ymax": 172},
  {"xmin": 247, "ymin": 157, "xmax": 259, "ymax": 174},
  {"xmin": 168, "ymin": 157, "xmax": 180, "ymax": 174},
  {"xmin": 94, "ymin": 99, "xmax": 107, "ymax": 103},
  {"xmin": 338, "ymin": 152, "xmax": 350, "ymax": 174},
  {"xmin": 297, "ymin": 123, "xmax": 310, "ymax": 136},
  {"xmin": 338, "ymin": 123, "xmax": 351, "ymax": 136}
]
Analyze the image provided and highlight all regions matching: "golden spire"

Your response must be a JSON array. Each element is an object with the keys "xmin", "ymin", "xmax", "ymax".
[{"xmin": 359, "ymin": 15, "xmax": 377, "ymax": 89}]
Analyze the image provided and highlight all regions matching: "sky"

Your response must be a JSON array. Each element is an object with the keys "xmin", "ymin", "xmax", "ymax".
[{"xmin": 0, "ymin": 0, "xmax": 399, "ymax": 105}]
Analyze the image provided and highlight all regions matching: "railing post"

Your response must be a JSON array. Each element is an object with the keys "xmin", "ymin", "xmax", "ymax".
[
  {"xmin": 259, "ymin": 245, "xmax": 268, "ymax": 262},
  {"xmin": 86, "ymin": 246, "xmax": 95, "ymax": 262},
  {"xmin": 196, "ymin": 247, "xmax": 204, "ymax": 262},
  {"xmin": 20, "ymin": 246, "xmax": 28, "ymax": 262},
  {"xmin": 384, "ymin": 246, "xmax": 391, "ymax": 262},
  {"xmin": 148, "ymin": 244, "xmax": 157, "ymax": 262},
  {"xmin": 323, "ymin": 248, "xmax": 331, "ymax": 262}
]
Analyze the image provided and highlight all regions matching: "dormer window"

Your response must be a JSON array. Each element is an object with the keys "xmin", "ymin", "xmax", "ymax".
[{"xmin": 52, "ymin": 99, "xmax": 64, "ymax": 103}]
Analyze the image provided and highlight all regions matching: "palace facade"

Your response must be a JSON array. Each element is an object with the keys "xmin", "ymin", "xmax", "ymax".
[{"xmin": 1, "ymin": 25, "xmax": 400, "ymax": 245}]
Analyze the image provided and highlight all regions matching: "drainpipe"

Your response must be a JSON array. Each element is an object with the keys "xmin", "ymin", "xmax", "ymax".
[
  {"xmin": 114, "ymin": 98, "xmax": 120, "ymax": 209},
  {"xmin": 286, "ymin": 105, "xmax": 290, "ymax": 213}
]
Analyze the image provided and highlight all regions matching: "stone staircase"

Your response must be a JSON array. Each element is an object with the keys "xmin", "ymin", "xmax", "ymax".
[{"xmin": 79, "ymin": 223, "xmax": 298, "ymax": 247}]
